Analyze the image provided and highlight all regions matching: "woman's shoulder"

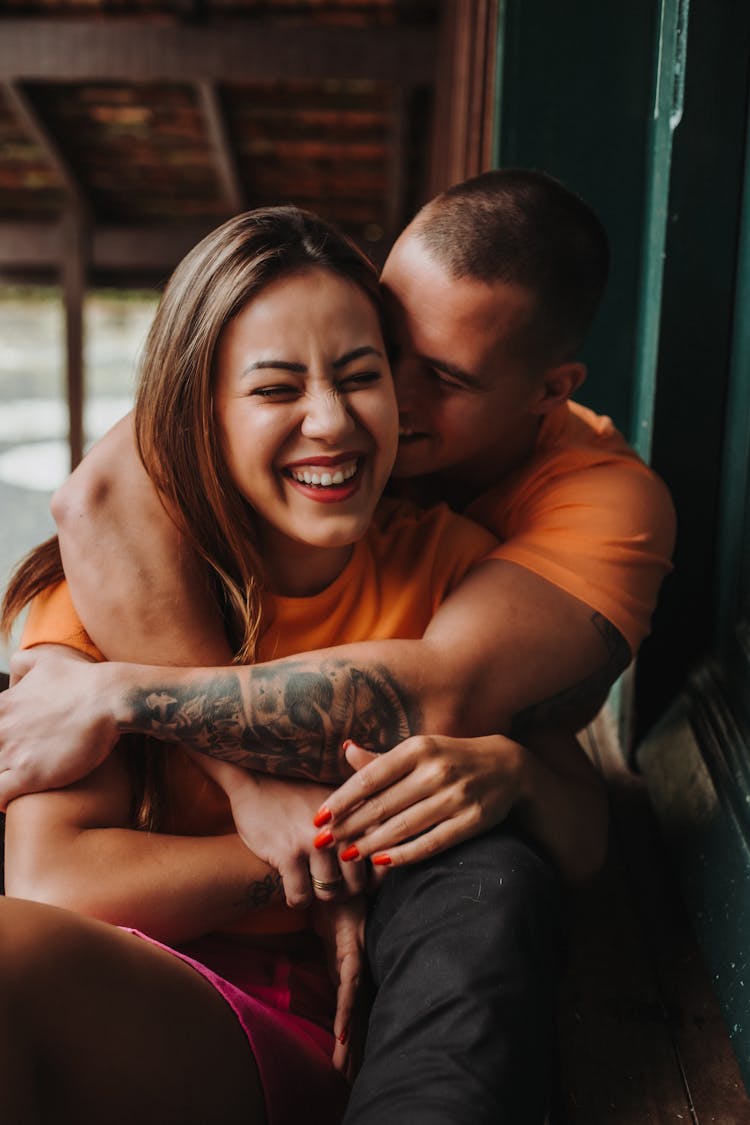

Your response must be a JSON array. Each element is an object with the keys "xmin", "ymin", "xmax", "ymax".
[{"xmin": 20, "ymin": 579, "xmax": 103, "ymax": 661}]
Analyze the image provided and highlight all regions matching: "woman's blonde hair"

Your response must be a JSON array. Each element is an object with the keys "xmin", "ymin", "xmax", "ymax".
[
  {"xmin": 1, "ymin": 208, "xmax": 385, "ymax": 830},
  {"xmin": 134, "ymin": 206, "xmax": 384, "ymax": 661},
  {"xmin": 2, "ymin": 206, "xmax": 384, "ymax": 664}
]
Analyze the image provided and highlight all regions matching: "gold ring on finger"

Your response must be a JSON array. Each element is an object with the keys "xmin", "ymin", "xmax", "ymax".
[{"xmin": 311, "ymin": 875, "xmax": 343, "ymax": 892}]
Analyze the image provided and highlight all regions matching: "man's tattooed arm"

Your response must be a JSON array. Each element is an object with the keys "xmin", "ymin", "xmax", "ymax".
[
  {"xmin": 510, "ymin": 613, "xmax": 631, "ymax": 737},
  {"xmin": 124, "ymin": 659, "xmax": 422, "ymax": 784},
  {"xmin": 119, "ymin": 611, "xmax": 625, "ymax": 781}
]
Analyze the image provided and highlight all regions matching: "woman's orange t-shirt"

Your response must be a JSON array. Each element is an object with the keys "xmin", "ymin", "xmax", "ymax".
[{"xmin": 21, "ymin": 497, "xmax": 497, "ymax": 934}]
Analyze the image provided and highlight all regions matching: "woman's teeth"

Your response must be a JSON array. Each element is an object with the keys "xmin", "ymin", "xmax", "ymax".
[{"xmin": 290, "ymin": 460, "xmax": 358, "ymax": 487}]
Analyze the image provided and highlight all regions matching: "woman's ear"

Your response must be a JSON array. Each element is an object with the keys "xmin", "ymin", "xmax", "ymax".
[{"xmin": 532, "ymin": 362, "xmax": 586, "ymax": 415}]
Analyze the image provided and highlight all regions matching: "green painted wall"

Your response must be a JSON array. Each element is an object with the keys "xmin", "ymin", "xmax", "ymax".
[
  {"xmin": 496, "ymin": 0, "xmax": 750, "ymax": 1087},
  {"xmin": 496, "ymin": 0, "xmax": 750, "ymax": 722},
  {"xmin": 497, "ymin": 0, "xmax": 656, "ymax": 429},
  {"xmin": 636, "ymin": 0, "xmax": 750, "ymax": 731}
]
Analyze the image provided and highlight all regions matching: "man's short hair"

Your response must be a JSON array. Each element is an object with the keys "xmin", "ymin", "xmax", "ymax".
[{"xmin": 415, "ymin": 168, "xmax": 610, "ymax": 367}]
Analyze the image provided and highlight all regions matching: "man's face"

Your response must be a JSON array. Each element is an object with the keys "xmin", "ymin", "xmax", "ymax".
[{"xmin": 380, "ymin": 227, "xmax": 548, "ymax": 489}]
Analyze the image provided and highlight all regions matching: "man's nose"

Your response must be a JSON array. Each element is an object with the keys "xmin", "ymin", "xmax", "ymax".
[
  {"xmin": 392, "ymin": 355, "xmax": 426, "ymax": 412},
  {"xmin": 300, "ymin": 390, "xmax": 356, "ymax": 442}
]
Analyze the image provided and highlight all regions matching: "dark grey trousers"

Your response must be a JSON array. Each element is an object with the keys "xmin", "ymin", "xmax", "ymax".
[{"xmin": 343, "ymin": 827, "xmax": 563, "ymax": 1125}]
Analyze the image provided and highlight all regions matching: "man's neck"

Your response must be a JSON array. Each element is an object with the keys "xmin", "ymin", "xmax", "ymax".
[{"xmin": 407, "ymin": 474, "xmax": 477, "ymax": 513}]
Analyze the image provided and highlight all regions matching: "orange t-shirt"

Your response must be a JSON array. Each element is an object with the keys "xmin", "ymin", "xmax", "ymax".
[
  {"xmin": 464, "ymin": 400, "xmax": 676, "ymax": 654},
  {"xmin": 22, "ymin": 497, "xmax": 496, "ymax": 934},
  {"xmin": 23, "ymin": 498, "xmax": 496, "ymax": 664}
]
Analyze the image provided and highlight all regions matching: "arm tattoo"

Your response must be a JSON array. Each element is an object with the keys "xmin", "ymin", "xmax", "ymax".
[
  {"xmin": 125, "ymin": 659, "xmax": 420, "ymax": 783},
  {"xmin": 510, "ymin": 613, "xmax": 631, "ymax": 737},
  {"xmin": 233, "ymin": 872, "xmax": 283, "ymax": 910}
]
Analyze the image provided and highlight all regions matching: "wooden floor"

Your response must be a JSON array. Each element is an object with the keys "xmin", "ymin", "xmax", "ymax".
[{"xmin": 555, "ymin": 711, "xmax": 750, "ymax": 1123}]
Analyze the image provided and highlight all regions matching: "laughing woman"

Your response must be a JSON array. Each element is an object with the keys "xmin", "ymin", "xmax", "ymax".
[{"xmin": 0, "ymin": 208, "xmax": 494, "ymax": 1125}]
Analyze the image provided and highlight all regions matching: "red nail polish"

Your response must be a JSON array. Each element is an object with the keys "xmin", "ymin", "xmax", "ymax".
[
  {"xmin": 338, "ymin": 1027, "xmax": 348, "ymax": 1045},
  {"xmin": 313, "ymin": 829, "xmax": 334, "ymax": 850},
  {"xmin": 372, "ymin": 853, "xmax": 392, "ymax": 866},
  {"xmin": 313, "ymin": 807, "xmax": 332, "ymax": 828},
  {"xmin": 340, "ymin": 844, "xmax": 360, "ymax": 862},
  {"xmin": 342, "ymin": 739, "xmax": 354, "ymax": 752}
]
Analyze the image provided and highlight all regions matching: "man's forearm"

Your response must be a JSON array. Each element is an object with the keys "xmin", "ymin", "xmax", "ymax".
[
  {"xmin": 110, "ymin": 593, "xmax": 626, "ymax": 785},
  {"xmin": 115, "ymin": 652, "xmax": 426, "ymax": 784}
]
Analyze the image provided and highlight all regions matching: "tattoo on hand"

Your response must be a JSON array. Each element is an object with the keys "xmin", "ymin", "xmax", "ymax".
[
  {"xmin": 511, "ymin": 613, "xmax": 630, "ymax": 735},
  {"xmin": 125, "ymin": 660, "xmax": 419, "ymax": 783},
  {"xmin": 233, "ymin": 872, "xmax": 283, "ymax": 910}
]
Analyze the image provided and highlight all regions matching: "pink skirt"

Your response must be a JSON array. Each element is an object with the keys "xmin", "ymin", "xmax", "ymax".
[{"xmin": 126, "ymin": 928, "xmax": 350, "ymax": 1125}]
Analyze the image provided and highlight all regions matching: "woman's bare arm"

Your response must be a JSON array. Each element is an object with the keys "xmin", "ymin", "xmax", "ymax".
[{"xmin": 4, "ymin": 744, "xmax": 284, "ymax": 946}]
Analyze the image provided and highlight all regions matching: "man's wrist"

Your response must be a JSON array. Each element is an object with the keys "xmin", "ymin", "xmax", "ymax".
[{"xmin": 105, "ymin": 661, "xmax": 156, "ymax": 736}]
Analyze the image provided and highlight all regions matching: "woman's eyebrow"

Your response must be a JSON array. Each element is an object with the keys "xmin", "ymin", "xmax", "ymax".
[
  {"xmin": 332, "ymin": 346, "xmax": 384, "ymax": 369},
  {"xmin": 242, "ymin": 345, "xmax": 382, "ymax": 377},
  {"xmin": 243, "ymin": 359, "xmax": 306, "ymax": 375}
]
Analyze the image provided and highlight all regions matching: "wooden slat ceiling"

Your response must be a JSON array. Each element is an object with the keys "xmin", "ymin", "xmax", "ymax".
[
  {"xmin": 1, "ymin": 1, "xmax": 437, "ymax": 22},
  {"xmin": 0, "ymin": 0, "xmax": 439, "ymax": 280}
]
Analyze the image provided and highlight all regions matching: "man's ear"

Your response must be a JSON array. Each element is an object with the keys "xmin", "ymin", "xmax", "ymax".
[{"xmin": 532, "ymin": 362, "xmax": 586, "ymax": 415}]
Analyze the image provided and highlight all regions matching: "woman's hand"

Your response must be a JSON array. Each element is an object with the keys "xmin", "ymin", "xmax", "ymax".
[
  {"xmin": 314, "ymin": 730, "xmax": 609, "ymax": 884},
  {"xmin": 190, "ymin": 754, "xmax": 368, "ymax": 908},
  {"xmin": 313, "ymin": 734, "xmax": 528, "ymax": 867},
  {"xmin": 310, "ymin": 894, "xmax": 368, "ymax": 1079}
]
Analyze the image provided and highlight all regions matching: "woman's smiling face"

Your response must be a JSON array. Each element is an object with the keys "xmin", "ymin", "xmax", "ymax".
[{"xmin": 215, "ymin": 267, "xmax": 398, "ymax": 594}]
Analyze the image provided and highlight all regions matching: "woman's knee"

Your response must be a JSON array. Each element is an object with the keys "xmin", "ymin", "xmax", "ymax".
[
  {"xmin": 0, "ymin": 896, "xmax": 267, "ymax": 1125},
  {"xmin": 0, "ymin": 895, "xmax": 68, "ymax": 984},
  {"xmin": 0, "ymin": 895, "xmax": 132, "ymax": 1019}
]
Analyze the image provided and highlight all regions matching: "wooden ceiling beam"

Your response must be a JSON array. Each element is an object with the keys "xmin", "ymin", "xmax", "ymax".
[
  {"xmin": 0, "ymin": 221, "xmax": 61, "ymax": 269},
  {"xmin": 197, "ymin": 81, "xmax": 245, "ymax": 214},
  {"xmin": 0, "ymin": 220, "xmax": 220, "ymax": 274},
  {"xmin": 0, "ymin": 20, "xmax": 437, "ymax": 85},
  {"xmin": 2, "ymin": 80, "xmax": 89, "ymax": 214}
]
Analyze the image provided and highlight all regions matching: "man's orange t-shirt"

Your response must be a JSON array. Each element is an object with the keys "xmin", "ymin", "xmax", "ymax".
[{"xmin": 465, "ymin": 400, "xmax": 676, "ymax": 654}]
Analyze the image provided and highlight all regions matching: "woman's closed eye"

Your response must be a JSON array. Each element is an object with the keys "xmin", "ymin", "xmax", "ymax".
[
  {"xmin": 337, "ymin": 369, "xmax": 382, "ymax": 392},
  {"xmin": 250, "ymin": 383, "xmax": 301, "ymax": 401}
]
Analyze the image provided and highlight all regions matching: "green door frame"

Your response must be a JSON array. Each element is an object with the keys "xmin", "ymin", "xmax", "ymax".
[{"xmin": 631, "ymin": 0, "xmax": 690, "ymax": 462}]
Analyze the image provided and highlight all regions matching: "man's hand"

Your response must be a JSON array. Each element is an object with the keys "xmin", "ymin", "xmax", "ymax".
[
  {"xmin": 310, "ymin": 894, "xmax": 368, "ymax": 1079},
  {"xmin": 189, "ymin": 754, "xmax": 367, "ymax": 909},
  {"xmin": 0, "ymin": 646, "xmax": 118, "ymax": 808},
  {"xmin": 313, "ymin": 734, "xmax": 528, "ymax": 867}
]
